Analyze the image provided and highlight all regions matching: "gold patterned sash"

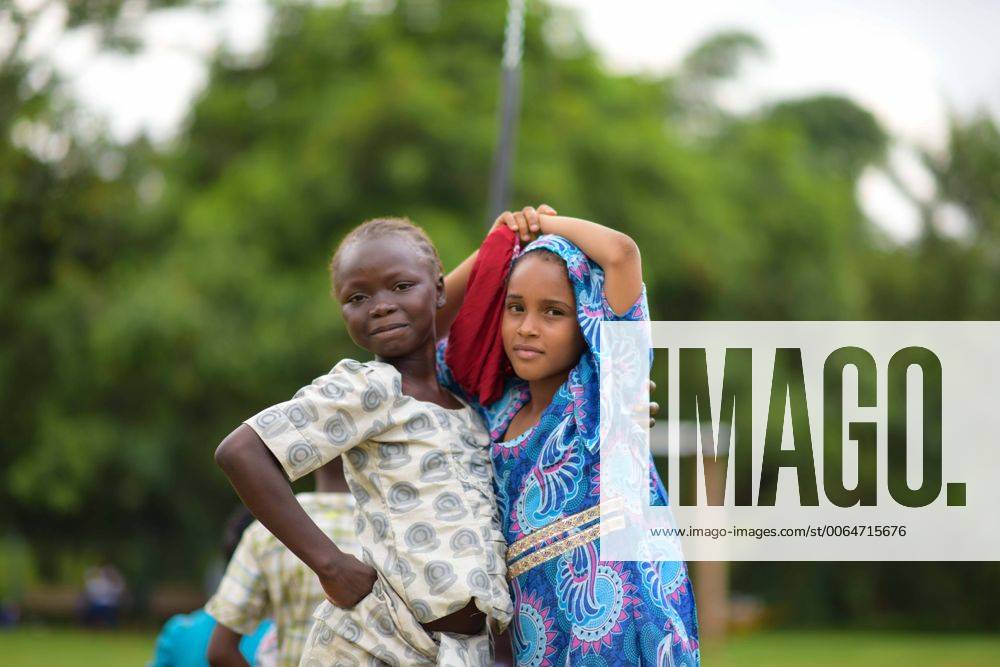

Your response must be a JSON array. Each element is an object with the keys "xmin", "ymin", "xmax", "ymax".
[{"xmin": 505, "ymin": 501, "xmax": 626, "ymax": 580}]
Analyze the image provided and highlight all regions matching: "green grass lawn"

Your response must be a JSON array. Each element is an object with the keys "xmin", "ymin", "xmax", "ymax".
[
  {"xmin": 2, "ymin": 627, "xmax": 1000, "ymax": 666},
  {"xmin": 706, "ymin": 631, "xmax": 1000, "ymax": 667},
  {"xmin": 0, "ymin": 626, "xmax": 157, "ymax": 667}
]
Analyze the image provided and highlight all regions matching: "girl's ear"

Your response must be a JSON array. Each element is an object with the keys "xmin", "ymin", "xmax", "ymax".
[{"xmin": 435, "ymin": 273, "xmax": 446, "ymax": 308}]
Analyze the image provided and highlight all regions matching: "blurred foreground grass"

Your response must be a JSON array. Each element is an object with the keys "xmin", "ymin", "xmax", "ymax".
[
  {"xmin": 706, "ymin": 631, "xmax": 1000, "ymax": 667},
  {"xmin": 2, "ymin": 627, "xmax": 1000, "ymax": 666},
  {"xmin": 1, "ymin": 627, "xmax": 155, "ymax": 666}
]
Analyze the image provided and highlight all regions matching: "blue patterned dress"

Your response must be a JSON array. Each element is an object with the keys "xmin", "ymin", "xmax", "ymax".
[{"xmin": 437, "ymin": 235, "xmax": 700, "ymax": 667}]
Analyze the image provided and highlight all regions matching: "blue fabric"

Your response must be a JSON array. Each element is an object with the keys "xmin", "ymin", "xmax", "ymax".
[
  {"xmin": 149, "ymin": 608, "xmax": 271, "ymax": 667},
  {"xmin": 438, "ymin": 234, "xmax": 700, "ymax": 666}
]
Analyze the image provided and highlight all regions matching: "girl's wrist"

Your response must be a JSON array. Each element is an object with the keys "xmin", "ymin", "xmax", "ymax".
[
  {"xmin": 538, "ymin": 213, "xmax": 557, "ymax": 236},
  {"xmin": 313, "ymin": 546, "xmax": 345, "ymax": 579}
]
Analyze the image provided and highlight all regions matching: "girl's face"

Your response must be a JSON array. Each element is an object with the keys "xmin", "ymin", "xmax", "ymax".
[
  {"xmin": 502, "ymin": 252, "xmax": 586, "ymax": 382},
  {"xmin": 334, "ymin": 235, "xmax": 444, "ymax": 360}
]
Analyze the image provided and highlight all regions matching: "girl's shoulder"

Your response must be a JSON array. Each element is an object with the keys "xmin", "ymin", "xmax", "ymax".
[
  {"xmin": 312, "ymin": 358, "xmax": 401, "ymax": 407},
  {"xmin": 330, "ymin": 358, "xmax": 472, "ymax": 419}
]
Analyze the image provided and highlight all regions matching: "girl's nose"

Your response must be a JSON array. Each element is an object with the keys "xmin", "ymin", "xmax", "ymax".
[
  {"xmin": 516, "ymin": 314, "xmax": 539, "ymax": 337},
  {"xmin": 370, "ymin": 300, "xmax": 398, "ymax": 317}
]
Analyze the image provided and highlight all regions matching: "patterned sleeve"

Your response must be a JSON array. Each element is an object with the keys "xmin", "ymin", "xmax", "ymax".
[
  {"xmin": 205, "ymin": 525, "xmax": 268, "ymax": 636},
  {"xmin": 243, "ymin": 359, "xmax": 394, "ymax": 482},
  {"xmin": 601, "ymin": 282, "xmax": 649, "ymax": 322},
  {"xmin": 434, "ymin": 338, "xmax": 459, "ymax": 394},
  {"xmin": 434, "ymin": 336, "xmax": 488, "ymax": 416}
]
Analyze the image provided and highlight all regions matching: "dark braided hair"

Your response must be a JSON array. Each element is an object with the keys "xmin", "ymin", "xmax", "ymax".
[{"xmin": 329, "ymin": 217, "xmax": 444, "ymax": 290}]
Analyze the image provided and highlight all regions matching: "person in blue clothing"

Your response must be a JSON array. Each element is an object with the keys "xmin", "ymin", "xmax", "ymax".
[
  {"xmin": 149, "ymin": 508, "xmax": 272, "ymax": 667},
  {"xmin": 438, "ymin": 207, "xmax": 700, "ymax": 666}
]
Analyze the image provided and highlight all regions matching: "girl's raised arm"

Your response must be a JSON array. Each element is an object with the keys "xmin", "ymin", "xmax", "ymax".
[{"xmin": 537, "ymin": 213, "xmax": 642, "ymax": 315}]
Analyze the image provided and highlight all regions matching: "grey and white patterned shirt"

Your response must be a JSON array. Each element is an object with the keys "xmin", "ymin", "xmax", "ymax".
[{"xmin": 244, "ymin": 359, "xmax": 513, "ymax": 630}]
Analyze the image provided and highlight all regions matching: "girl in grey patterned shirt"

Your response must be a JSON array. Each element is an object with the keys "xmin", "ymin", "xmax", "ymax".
[{"xmin": 214, "ymin": 217, "xmax": 512, "ymax": 667}]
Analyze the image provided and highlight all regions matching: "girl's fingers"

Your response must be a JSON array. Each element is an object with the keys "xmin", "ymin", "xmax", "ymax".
[
  {"xmin": 538, "ymin": 203, "xmax": 557, "ymax": 216},
  {"xmin": 492, "ymin": 212, "xmax": 507, "ymax": 231},
  {"xmin": 501, "ymin": 211, "xmax": 518, "ymax": 233},
  {"xmin": 523, "ymin": 206, "xmax": 539, "ymax": 234},
  {"xmin": 649, "ymin": 401, "xmax": 660, "ymax": 417},
  {"xmin": 513, "ymin": 211, "xmax": 530, "ymax": 241}
]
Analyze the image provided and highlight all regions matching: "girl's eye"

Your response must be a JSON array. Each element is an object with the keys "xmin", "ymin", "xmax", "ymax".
[
  {"xmin": 545, "ymin": 307, "xmax": 565, "ymax": 316},
  {"xmin": 347, "ymin": 294, "xmax": 366, "ymax": 304},
  {"xmin": 394, "ymin": 282, "xmax": 414, "ymax": 291},
  {"xmin": 506, "ymin": 303, "xmax": 524, "ymax": 313}
]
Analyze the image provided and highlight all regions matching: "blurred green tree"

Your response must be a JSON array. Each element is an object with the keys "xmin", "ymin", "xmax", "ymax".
[{"xmin": 1, "ymin": 1, "xmax": 183, "ymax": 586}]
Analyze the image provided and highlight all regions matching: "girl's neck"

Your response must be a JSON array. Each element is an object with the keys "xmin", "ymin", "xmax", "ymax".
[
  {"xmin": 501, "ymin": 367, "xmax": 573, "ymax": 442},
  {"xmin": 377, "ymin": 341, "xmax": 437, "ymax": 385},
  {"xmin": 525, "ymin": 370, "xmax": 569, "ymax": 415}
]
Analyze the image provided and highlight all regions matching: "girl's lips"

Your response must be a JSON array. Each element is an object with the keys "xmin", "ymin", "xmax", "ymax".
[
  {"xmin": 512, "ymin": 346, "xmax": 543, "ymax": 360},
  {"xmin": 370, "ymin": 323, "xmax": 408, "ymax": 337}
]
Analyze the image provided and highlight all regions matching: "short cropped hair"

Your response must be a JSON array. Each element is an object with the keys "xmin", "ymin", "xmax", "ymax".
[{"xmin": 329, "ymin": 217, "xmax": 444, "ymax": 290}]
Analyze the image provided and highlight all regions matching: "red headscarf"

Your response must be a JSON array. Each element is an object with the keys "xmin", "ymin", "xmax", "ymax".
[{"xmin": 444, "ymin": 226, "xmax": 518, "ymax": 405}]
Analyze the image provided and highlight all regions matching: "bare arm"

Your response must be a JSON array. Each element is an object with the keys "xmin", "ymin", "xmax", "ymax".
[
  {"xmin": 537, "ymin": 214, "xmax": 642, "ymax": 315},
  {"xmin": 206, "ymin": 624, "xmax": 249, "ymax": 667},
  {"xmin": 214, "ymin": 426, "xmax": 375, "ymax": 607}
]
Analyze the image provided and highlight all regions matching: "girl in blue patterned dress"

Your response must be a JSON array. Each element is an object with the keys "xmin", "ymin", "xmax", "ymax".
[{"xmin": 435, "ymin": 207, "xmax": 700, "ymax": 666}]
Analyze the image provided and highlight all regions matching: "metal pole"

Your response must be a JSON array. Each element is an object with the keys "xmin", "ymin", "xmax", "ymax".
[{"xmin": 486, "ymin": 0, "xmax": 526, "ymax": 227}]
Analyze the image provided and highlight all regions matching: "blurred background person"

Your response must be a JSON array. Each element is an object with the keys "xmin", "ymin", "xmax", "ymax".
[
  {"xmin": 79, "ymin": 560, "xmax": 127, "ymax": 628},
  {"xmin": 205, "ymin": 460, "xmax": 357, "ymax": 667},
  {"xmin": 149, "ymin": 508, "xmax": 272, "ymax": 666}
]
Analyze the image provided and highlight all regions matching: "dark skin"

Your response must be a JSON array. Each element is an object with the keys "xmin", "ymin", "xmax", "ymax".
[
  {"xmin": 206, "ymin": 461, "xmax": 349, "ymax": 667},
  {"xmin": 214, "ymin": 234, "xmax": 484, "ymax": 640}
]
